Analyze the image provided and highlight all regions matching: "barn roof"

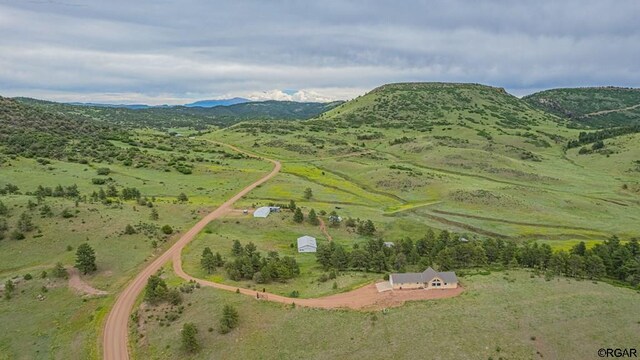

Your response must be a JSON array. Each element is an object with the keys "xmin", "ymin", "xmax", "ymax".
[
  {"xmin": 253, "ymin": 206, "xmax": 271, "ymax": 218},
  {"xmin": 297, "ymin": 235, "xmax": 317, "ymax": 248}
]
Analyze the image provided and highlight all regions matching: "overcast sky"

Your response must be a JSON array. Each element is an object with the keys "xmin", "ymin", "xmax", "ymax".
[{"xmin": 0, "ymin": 0, "xmax": 639, "ymax": 104}]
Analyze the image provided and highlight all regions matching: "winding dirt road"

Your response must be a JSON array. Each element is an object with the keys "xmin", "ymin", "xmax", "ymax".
[
  {"xmin": 102, "ymin": 143, "xmax": 281, "ymax": 360},
  {"xmin": 103, "ymin": 142, "xmax": 463, "ymax": 359}
]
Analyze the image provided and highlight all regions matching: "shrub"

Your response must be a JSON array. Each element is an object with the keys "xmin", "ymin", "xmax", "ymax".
[
  {"xmin": 161, "ymin": 225, "xmax": 173, "ymax": 234},
  {"xmin": 23, "ymin": 273, "xmax": 33, "ymax": 280}
]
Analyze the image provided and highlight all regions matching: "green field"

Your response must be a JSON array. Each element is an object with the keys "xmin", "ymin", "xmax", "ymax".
[
  {"xmin": 133, "ymin": 268, "xmax": 640, "ymax": 360},
  {"xmin": 2, "ymin": 82, "xmax": 640, "ymax": 359}
]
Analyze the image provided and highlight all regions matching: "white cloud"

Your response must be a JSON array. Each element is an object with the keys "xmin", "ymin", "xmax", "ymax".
[{"xmin": 0, "ymin": 0, "xmax": 639, "ymax": 104}]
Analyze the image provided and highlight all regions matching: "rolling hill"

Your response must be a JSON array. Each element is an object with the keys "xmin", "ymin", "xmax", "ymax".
[
  {"xmin": 14, "ymin": 97, "xmax": 343, "ymax": 130},
  {"xmin": 216, "ymin": 82, "xmax": 640, "ymax": 240},
  {"xmin": 523, "ymin": 87, "xmax": 640, "ymax": 128}
]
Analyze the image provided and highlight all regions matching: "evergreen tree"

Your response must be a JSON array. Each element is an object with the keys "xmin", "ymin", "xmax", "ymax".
[
  {"xmin": 231, "ymin": 240, "xmax": 243, "ymax": 256},
  {"xmin": 584, "ymin": 254, "xmax": 606, "ymax": 279},
  {"xmin": 293, "ymin": 208, "xmax": 304, "ymax": 223},
  {"xmin": 288, "ymin": 199, "xmax": 296, "ymax": 211},
  {"xmin": 4, "ymin": 280, "xmax": 14, "ymax": 300},
  {"xmin": 201, "ymin": 247, "xmax": 216, "ymax": 274},
  {"xmin": 571, "ymin": 241, "xmax": 587, "ymax": 256},
  {"xmin": 75, "ymin": 243, "xmax": 97, "ymax": 274},
  {"xmin": 150, "ymin": 208, "xmax": 159, "ymax": 220},
  {"xmin": 303, "ymin": 187, "xmax": 313, "ymax": 200},
  {"xmin": 144, "ymin": 274, "xmax": 168, "ymax": 304},
  {"xmin": 181, "ymin": 323, "xmax": 200, "ymax": 353},
  {"xmin": 177, "ymin": 193, "xmax": 189, "ymax": 202},
  {"xmin": 17, "ymin": 212, "xmax": 34, "ymax": 232},
  {"xmin": 219, "ymin": 304, "xmax": 239, "ymax": 334},
  {"xmin": 308, "ymin": 209, "xmax": 319, "ymax": 226}
]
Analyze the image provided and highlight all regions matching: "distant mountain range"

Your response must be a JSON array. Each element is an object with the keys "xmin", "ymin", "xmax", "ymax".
[{"xmin": 65, "ymin": 97, "xmax": 251, "ymax": 109}]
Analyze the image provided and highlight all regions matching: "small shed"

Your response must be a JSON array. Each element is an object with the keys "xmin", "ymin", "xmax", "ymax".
[
  {"xmin": 253, "ymin": 207, "xmax": 271, "ymax": 218},
  {"xmin": 297, "ymin": 236, "xmax": 317, "ymax": 253}
]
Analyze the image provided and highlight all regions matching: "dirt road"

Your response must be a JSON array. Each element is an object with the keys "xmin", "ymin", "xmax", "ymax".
[
  {"xmin": 67, "ymin": 267, "xmax": 107, "ymax": 296},
  {"xmin": 318, "ymin": 217, "xmax": 333, "ymax": 241},
  {"xmin": 102, "ymin": 142, "xmax": 281, "ymax": 360}
]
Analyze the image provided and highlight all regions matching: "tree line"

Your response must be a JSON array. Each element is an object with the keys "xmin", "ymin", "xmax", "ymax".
[{"xmin": 315, "ymin": 229, "xmax": 640, "ymax": 287}]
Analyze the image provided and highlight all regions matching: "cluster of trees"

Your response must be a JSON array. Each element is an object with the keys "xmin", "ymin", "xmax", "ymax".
[
  {"xmin": 314, "ymin": 229, "xmax": 640, "ymax": 287},
  {"xmin": 224, "ymin": 240, "xmax": 300, "ymax": 283},
  {"xmin": 144, "ymin": 274, "xmax": 183, "ymax": 305},
  {"xmin": 200, "ymin": 247, "xmax": 225, "ymax": 274},
  {"xmin": 567, "ymin": 125, "xmax": 640, "ymax": 149},
  {"xmin": 33, "ymin": 184, "xmax": 80, "ymax": 199}
]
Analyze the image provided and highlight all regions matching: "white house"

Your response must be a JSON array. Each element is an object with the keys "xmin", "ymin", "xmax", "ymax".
[
  {"xmin": 389, "ymin": 267, "xmax": 458, "ymax": 290},
  {"xmin": 297, "ymin": 235, "xmax": 317, "ymax": 253}
]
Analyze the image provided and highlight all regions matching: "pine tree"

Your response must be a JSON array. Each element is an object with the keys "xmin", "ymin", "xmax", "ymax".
[
  {"xmin": 293, "ymin": 208, "xmax": 304, "ymax": 223},
  {"xmin": 4, "ymin": 280, "xmax": 14, "ymax": 300},
  {"xmin": 177, "ymin": 193, "xmax": 189, "ymax": 202},
  {"xmin": 308, "ymin": 209, "xmax": 319, "ymax": 226},
  {"xmin": 232, "ymin": 240, "xmax": 244, "ymax": 256},
  {"xmin": 150, "ymin": 208, "xmax": 159, "ymax": 220},
  {"xmin": 288, "ymin": 199, "xmax": 296, "ymax": 211},
  {"xmin": 201, "ymin": 247, "xmax": 216, "ymax": 274},
  {"xmin": 219, "ymin": 304, "xmax": 239, "ymax": 334},
  {"xmin": 75, "ymin": 243, "xmax": 97, "ymax": 274},
  {"xmin": 303, "ymin": 187, "xmax": 313, "ymax": 200},
  {"xmin": 181, "ymin": 323, "xmax": 200, "ymax": 353}
]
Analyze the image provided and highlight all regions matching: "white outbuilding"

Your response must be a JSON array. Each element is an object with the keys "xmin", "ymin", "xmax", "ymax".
[
  {"xmin": 297, "ymin": 235, "xmax": 317, "ymax": 253},
  {"xmin": 253, "ymin": 206, "xmax": 271, "ymax": 218}
]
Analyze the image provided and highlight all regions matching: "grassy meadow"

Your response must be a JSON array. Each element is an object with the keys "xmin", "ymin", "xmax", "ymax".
[{"xmin": 132, "ymin": 268, "xmax": 640, "ymax": 360}]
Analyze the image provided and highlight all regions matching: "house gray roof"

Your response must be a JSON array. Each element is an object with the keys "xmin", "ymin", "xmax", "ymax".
[
  {"xmin": 297, "ymin": 235, "xmax": 317, "ymax": 248},
  {"xmin": 390, "ymin": 267, "xmax": 458, "ymax": 285},
  {"xmin": 438, "ymin": 271, "xmax": 458, "ymax": 284}
]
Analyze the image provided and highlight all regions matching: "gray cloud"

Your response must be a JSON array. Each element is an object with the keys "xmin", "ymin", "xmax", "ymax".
[{"xmin": 0, "ymin": 0, "xmax": 639, "ymax": 104}]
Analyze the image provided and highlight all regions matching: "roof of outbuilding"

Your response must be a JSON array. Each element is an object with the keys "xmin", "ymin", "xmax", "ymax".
[
  {"xmin": 253, "ymin": 206, "xmax": 271, "ymax": 217},
  {"xmin": 297, "ymin": 235, "xmax": 317, "ymax": 248}
]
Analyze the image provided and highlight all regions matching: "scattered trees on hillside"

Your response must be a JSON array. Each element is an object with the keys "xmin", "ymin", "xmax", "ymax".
[{"xmin": 75, "ymin": 243, "xmax": 97, "ymax": 274}]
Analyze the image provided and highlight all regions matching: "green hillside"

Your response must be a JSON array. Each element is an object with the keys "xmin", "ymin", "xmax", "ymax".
[
  {"xmin": 212, "ymin": 82, "xmax": 640, "ymax": 241},
  {"xmin": 15, "ymin": 97, "xmax": 343, "ymax": 130},
  {"xmin": 523, "ymin": 87, "xmax": 640, "ymax": 128}
]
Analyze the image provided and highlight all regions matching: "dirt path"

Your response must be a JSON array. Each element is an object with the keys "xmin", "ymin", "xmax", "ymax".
[
  {"xmin": 174, "ymin": 260, "xmax": 463, "ymax": 310},
  {"xmin": 583, "ymin": 103, "xmax": 640, "ymax": 117},
  {"xmin": 102, "ymin": 141, "xmax": 281, "ymax": 360},
  {"xmin": 67, "ymin": 267, "xmax": 107, "ymax": 296},
  {"xmin": 318, "ymin": 218, "xmax": 333, "ymax": 241}
]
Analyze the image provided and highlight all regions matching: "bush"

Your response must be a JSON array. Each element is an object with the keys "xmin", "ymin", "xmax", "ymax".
[
  {"xmin": 161, "ymin": 225, "xmax": 173, "ymax": 234},
  {"xmin": 124, "ymin": 224, "xmax": 136, "ymax": 235},
  {"xmin": 96, "ymin": 168, "xmax": 111, "ymax": 175},
  {"xmin": 24, "ymin": 273, "xmax": 33, "ymax": 280},
  {"xmin": 289, "ymin": 290, "xmax": 300, "ymax": 298},
  {"xmin": 10, "ymin": 230, "xmax": 25, "ymax": 240},
  {"xmin": 91, "ymin": 178, "xmax": 107, "ymax": 185}
]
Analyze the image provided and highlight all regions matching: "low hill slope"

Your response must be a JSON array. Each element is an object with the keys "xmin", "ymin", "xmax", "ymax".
[
  {"xmin": 15, "ymin": 97, "xmax": 343, "ymax": 130},
  {"xmin": 523, "ymin": 87, "xmax": 640, "ymax": 128},
  {"xmin": 318, "ymin": 82, "xmax": 561, "ymax": 131}
]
